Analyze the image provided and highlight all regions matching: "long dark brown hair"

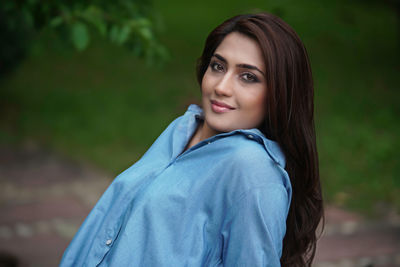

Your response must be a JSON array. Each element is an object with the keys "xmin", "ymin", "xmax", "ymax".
[{"xmin": 196, "ymin": 13, "xmax": 323, "ymax": 266}]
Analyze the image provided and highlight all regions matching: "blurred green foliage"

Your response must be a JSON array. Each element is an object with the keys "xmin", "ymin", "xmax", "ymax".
[
  {"xmin": 0, "ymin": 0, "xmax": 399, "ymax": 216},
  {"xmin": 0, "ymin": 0, "xmax": 167, "ymax": 76}
]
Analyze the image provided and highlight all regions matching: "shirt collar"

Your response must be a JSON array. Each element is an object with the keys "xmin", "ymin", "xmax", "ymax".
[{"xmin": 185, "ymin": 104, "xmax": 286, "ymax": 167}]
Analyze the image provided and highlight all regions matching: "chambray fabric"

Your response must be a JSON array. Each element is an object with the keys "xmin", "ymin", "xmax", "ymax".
[{"xmin": 60, "ymin": 104, "xmax": 292, "ymax": 267}]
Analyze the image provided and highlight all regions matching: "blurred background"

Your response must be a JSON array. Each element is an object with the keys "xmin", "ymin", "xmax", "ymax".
[{"xmin": 0, "ymin": 0, "xmax": 399, "ymax": 266}]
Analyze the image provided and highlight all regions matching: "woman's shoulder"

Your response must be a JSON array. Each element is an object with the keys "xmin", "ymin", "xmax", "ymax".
[
  {"xmin": 217, "ymin": 129, "xmax": 285, "ymax": 168},
  {"xmin": 217, "ymin": 132, "xmax": 292, "ymax": 222},
  {"xmin": 214, "ymin": 130, "xmax": 291, "ymax": 191}
]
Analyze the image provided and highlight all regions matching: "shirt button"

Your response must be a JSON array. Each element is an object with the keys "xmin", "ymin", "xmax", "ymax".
[
  {"xmin": 248, "ymin": 134, "xmax": 254, "ymax": 139},
  {"xmin": 207, "ymin": 141, "xmax": 211, "ymax": 144},
  {"xmin": 106, "ymin": 239, "xmax": 112, "ymax": 246}
]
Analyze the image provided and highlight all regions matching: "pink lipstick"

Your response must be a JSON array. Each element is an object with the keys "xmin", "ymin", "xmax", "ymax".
[{"xmin": 211, "ymin": 100, "xmax": 235, "ymax": 113}]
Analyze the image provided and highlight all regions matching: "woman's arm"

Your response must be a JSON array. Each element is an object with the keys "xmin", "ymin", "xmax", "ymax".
[{"xmin": 221, "ymin": 183, "xmax": 289, "ymax": 267}]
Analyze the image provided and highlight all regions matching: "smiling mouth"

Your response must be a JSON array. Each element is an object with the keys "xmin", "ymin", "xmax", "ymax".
[{"xmin": 210, "ymin": 100, "xmax": 235, "ymax": 113}]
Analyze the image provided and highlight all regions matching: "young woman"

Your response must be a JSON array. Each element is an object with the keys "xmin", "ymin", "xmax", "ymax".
[{"xmin": 60, "ymin": 12, "xmax": 323, "ymax": 267}]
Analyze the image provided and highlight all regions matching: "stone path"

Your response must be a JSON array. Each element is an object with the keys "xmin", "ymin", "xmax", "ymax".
[
  {"xmin": 314, "ymin": 207, "xmax": 400, "ymax": 267},
  {"xmin": 0, "ymin": 144, "xmax": 399, "ymax": 267}
]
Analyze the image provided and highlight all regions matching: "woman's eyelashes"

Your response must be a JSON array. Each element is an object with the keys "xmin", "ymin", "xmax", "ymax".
[
  {"xmin": 240, "ymin": 72, "xmax": 259, "ymax": 83},
  {"xmin": 209, "ymin": 61, "xmax": 260, "ymax": 83},
  {"xmin": 210, "ymin": 61, "xmax": 224, "ymax": 72}
]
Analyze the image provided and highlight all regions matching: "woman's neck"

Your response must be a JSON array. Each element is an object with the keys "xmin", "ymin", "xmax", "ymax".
[{"xmin": 185, "ymin": 120, "xmax": 220, "ymax": 151}]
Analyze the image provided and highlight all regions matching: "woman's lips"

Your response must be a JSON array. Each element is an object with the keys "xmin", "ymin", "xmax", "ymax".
[{"xmin": 210, "ymin": 100, "xmax": 235, "ymax": 113}]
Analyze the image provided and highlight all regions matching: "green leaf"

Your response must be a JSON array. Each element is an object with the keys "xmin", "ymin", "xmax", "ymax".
[
  {"xmin": 138, "ymin": 27, "xmax": 152, "ymax": 41},
  {"xmin": 70, "ymin": 22, "xmax": 90, "ymax": 51},
  {"xmin": 82, "ymin": 6, "xmax": 107, "ymax": 36},
  {"xmin": 50, "ymin": 16, "xmax": 64, "ymax": 28},
  {"xmin": 27, "ymin": 0, "xmax": 37, "ymax": 5},
  {"xmin": 109, "ymin": 25, "xmax": 119, "ymax": 43},
  {"xmin": 21, "ymin": 8, "xmax": 34, "ymax": 28},
  {"xmin": 117, "ymin": 25, "xmax": 131, "ymax": 44},
  {"xmin": 131, "ymin": 17, "xmax": 151, "ymax": 28}
]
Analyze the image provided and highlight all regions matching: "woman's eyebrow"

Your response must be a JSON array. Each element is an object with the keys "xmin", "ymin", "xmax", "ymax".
[
  {"xmin": 212, "ymin": 53, "xmax": 265, "ymax": 76},
  {"xmin": 237, "ymin": 64, "xmax": 265, "ymax": 76},
  {"xmin": 213, "ymin": 53, "xmax": 227, "ymax": 63}
]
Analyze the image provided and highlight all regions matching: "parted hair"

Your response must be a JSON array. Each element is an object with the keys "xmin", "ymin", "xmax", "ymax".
[{"xmin": 196, "ymin": 12, "xmax": 324, "ymax": 266}]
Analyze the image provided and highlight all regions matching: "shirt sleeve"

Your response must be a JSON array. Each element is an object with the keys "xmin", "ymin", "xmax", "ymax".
[{"xmin": 221, "ymin": 184, "xmax": 289, "ymax": 267}]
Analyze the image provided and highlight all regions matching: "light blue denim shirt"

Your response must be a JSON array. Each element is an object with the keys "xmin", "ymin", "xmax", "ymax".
[{"xmin": 60, "ymin": 104, "xmax": 292, "ymax": 267}]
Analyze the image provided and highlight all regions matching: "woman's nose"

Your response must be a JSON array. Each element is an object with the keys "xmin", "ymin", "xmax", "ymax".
[{"xmin": 214, "ymin": 74, "xmax": 233, "ymax": 96}]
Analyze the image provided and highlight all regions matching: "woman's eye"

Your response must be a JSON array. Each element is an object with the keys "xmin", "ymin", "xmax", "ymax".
[
  {"xmin": 210, "ymin": 62, "xmax": 224, "ymax": 72},
  {"xmin": 241, "ymin": 73, "xmax": 259, "ymax": 83}
]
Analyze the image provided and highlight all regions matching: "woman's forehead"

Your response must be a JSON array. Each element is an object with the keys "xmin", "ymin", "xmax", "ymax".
[{"xmin": 214, "ymin": 32, "xmax": 265, "ymax": 71}]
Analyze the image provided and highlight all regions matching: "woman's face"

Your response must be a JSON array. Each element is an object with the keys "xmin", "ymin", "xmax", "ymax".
[{"xmin": 201, "ymin": 32, "xmax": 267, "ymax": 135}]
